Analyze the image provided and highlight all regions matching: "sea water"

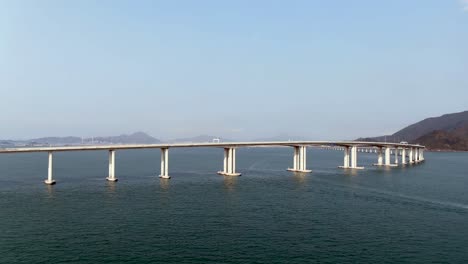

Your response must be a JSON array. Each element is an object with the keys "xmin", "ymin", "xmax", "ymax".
[{"xmin": 0, "ymin": 148, "xmax": 467, "ymax": 263}]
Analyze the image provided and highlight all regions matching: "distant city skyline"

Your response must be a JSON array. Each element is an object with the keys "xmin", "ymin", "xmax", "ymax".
[{"xmin": 1, "ymin": 1, "xmax": 467, "ymax": 140}]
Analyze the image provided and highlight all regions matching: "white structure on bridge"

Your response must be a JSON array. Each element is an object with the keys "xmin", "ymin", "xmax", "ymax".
[
  {"xmin": 107, "ymin": 150, "xmax": 117, "ymax": 182},
  {"xmin": 338, "ymin": 146, "xmax": 364, "ymax": 169},
  {"xmin": 159, "ymin": 148, "xmax": 170, "ymax": 179},
  {"xmin": 0, "ymin": 141, "xmax": 425, "ymax": 185},
  {"xmin": 287, "ymin": 146, "xmax": 312, "ymax": 173},
  {"xmin": 44, "ymin": 151, "xmax": 55, "ymax": 185},
  {"xmin": 217, "ymin": 147, "xmax": 241, "ymax": 176}
]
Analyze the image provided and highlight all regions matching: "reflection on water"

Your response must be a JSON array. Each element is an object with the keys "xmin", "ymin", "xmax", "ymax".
[
  {"xmin": 292, "ymin": 172, "xmax": 308, "ymax": 185},
  {"xmin": 0, "ymin": 150, "xmax": 467, "ymax": 263},
  {"xmin": 45, "ymin": 184, "xmax": 55, "ymax": 199},
  {"xmin": 223, "ymin": 176, "xmax": 238, "ymax": 192},
  {"xmin": 381, "ymin": 166, "xmax": 392, "ymax": 173},
  {"xmin": 159, "ymin": 178, "xmax": 170, "ymax": 191},
  {"xmin": 343, "ymin": 169, "xmax": 359, "ymax": 176},
  {"xmin": 105, "ymin": 181, "xmax": 117, "ymax": 195},
  {"xmin": 398, "ymin": 164, "xmax": 409, "ymax": 172}
]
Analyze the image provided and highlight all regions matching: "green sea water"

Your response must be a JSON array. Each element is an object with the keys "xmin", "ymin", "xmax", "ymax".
[{"xmin": 0, "ymin": 148, "xmax": 467, "ymax": 263}]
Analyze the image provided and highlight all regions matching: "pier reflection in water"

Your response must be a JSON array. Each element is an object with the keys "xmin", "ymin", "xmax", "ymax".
[{"xmin": 0, "ymin": 149, "xmax": 464, "ymax": 264}]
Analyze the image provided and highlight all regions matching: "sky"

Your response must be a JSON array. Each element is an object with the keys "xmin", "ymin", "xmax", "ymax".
[{"xmin": 1, "ymin": 0, "xmax": 467, "ymax": 141}]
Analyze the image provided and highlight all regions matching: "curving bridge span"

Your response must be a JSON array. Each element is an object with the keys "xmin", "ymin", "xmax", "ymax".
[{"xmin": 0, "ymin": 141, "xmax": 425, "ymax": 185}]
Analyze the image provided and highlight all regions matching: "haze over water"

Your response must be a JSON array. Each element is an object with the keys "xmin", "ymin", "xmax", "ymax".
[{"xmin": 0, "ymin": 148, "xmax": 467, "ymax": 263}]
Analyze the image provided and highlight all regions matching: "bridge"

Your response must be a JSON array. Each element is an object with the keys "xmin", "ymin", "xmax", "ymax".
[{"xmin": 0, "ymin": 141, "xmax": 425, "ymax": 185}]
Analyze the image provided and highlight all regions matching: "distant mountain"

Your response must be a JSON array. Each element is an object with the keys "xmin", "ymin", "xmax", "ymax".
[
  {"xmin": 169, "ymin": 135, "xmax": 233, "ymax": 143},
  {"xmin": 358, "ymin": 110, "xmax": 468, "ymax": 150},
  {"xmin": 93, "ymin": 132, "xmax": 160, "ymax": 144},
  {"xmin": 253, "ymin": 134, "xmax": 307, "ymax": 142},
  {"xmin": 0, "ymin": 140, "xmax": 14, "ymax": 147},
  {"xmin": 413, "ymin": 124, "xmax": 468, "ymax": 151},
  {"xmin": 392, "ymin": 111, "xmax": 468, "ymax": 142},
  {"xmin": 28, "ymin": 136, "xmax": 82, "ymax": 145},
  {"xmin": 2, "ymin": 132, "xmax": 161, "ymax": 146}
]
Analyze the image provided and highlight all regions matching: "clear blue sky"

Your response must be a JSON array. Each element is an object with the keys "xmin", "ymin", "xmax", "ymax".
[{"xmin": 1, "ymin": 0, "xmax": 467, "ymax": 140}]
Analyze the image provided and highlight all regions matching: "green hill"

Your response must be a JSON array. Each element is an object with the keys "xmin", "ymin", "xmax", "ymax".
[{"xmin": 358, "ymin": 110, "xmax": 468, "ymax": 150}]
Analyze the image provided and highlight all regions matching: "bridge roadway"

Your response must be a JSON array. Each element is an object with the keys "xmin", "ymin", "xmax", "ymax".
[{"xmin": 0, "ymin": 141, "xmax": 425, "ymax": 185}]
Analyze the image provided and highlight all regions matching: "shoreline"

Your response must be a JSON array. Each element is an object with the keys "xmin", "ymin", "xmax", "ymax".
[{"xmin": 426, "ymin": 149, "xmax": 468, "ymax": 153}]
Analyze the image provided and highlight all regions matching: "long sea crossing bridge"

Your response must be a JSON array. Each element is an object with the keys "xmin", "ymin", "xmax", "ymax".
[{"xmin": 0, "ymin": 141, "xmax": 425, "ymax": 185}]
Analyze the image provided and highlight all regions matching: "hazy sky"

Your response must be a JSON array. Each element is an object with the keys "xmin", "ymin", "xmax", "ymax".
[{"xmin": 1, "ymin": 0, "xmax": 467, "ymax": 140}]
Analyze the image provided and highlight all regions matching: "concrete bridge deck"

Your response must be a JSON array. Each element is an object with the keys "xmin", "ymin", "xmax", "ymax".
[
  {"xmin": 0, "ymin": 141, "xmax": 425, "ymax": 185},
  {"xmin": 0, "ymin": 141, "xmax": 423, "ymax": 153}
]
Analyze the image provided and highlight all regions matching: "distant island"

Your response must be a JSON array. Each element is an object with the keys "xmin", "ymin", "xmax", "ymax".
[
  {"xmin": 0, "ymin": 132, "xmax": 231, "ymax": 147},
  {"xmin": 0, "ymin": 132, "xmax": 161, "ymax": 147},
  {"xmin": 3, "ymin": 111, "xmax": 467, "ymax": 151},
  {"xmin": 357, "ymin": 110, "xmax": 468, "ymax": 151},
  {"xmin": 0, "ymin": 132, "xmax": 312, "ymax": 148}
]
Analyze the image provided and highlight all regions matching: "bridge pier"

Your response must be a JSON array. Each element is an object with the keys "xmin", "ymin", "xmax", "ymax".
[
  {"xmin": 385, "ymin": 147, "xmax": 397, "ymax": 167},
  {"xmin": 106, "ymin": 150, "xmax": 118, "ymax": 182},
  {"xmin": 351, "ymin": 146, "xmax": 358, "ymax": 167},
  {"xmin": 419, "ymin": 149, "xmax": 425, "ymax": 161},
  {"xmin": 44, "ymin": 151, "xmax": 56, "ymax": 185},
  {"xmin": 385, "ymin": 147, "xmax": 391, "ymax": 166},
  {"xmin": 394, "ymin": 148, "xmax": 399, "ymax": 165},
  {"xmin": 287, "ymin": 146, "xmax": 311, "ymax": 173},
  {"xmin": 415, "ymin": 148, "xmax": 421, "ymax": 163},
  {"xmin": 416, "ymin": 148, "xmax": 423, "ymax": 163},
  {"xmin": 401, "ymin": 148, "xmax": 407, "ymax": 164},
  {"xmin": 409, "ymin": 148, "xmax": 414, "ymax": 164},
  {"xmin": 377, "ymin": 147, "xmax": 383, "ymax": 165},
  {"xmin": 339, "ymin": 146, "xmax": 350, "ymax": 168},
  {"xmin": 373, "ymin": 147, "xmax": 384, "ymax": 166},
  {"xmin": 339, "ymin": 146, "xmax": 364, "ymax": 169},
  {"xmin": 159, "ymin": 148, "xmax": 170, "ymax": 179},
  {"xmin": 218, "ymin": 148, "xmax": 241, "ymax": 176}
]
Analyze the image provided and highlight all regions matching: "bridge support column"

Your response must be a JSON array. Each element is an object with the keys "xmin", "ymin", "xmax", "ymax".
[
  {"xmin": 401, "ymin": 148, "xmax": 407, "ymax": 164},
  {"xmin": 373, "ymin": 147, "xmax": 384, "ymax": 166},
  {"xmin": 350, "ymin": 146, "xmax": 364, "ymax": 169},
  {"xmin": 288, "ymin": 146, "xmax": 311, "ymax": 173},
  {"xmin": 340, "ymin": 146, "xmax": 364, "ymax": 169},
  {"xmin": 339, "ymin": 146, "xmax": 350, "ymax": 168},
  {"xmin": 394, "ymin": 148, "xmax": 399, "ymax": 165},
  {"xmin": 409, "ymin": 148, "xmax": 414, "ymax": 164},
  {"xmin": 159, "ymin": 148, "xmax": 170, "ymax": 179},
  {"xmin": 415, "ymin": 148, "xmax": 420, "ymax": 163},
  {"xmin": 351, "ymin": 146, "xmax": 357, "ymax": 167},
  {"xmin": 44, "ymin": 151, "xmax": 56, "ymax": 185},
  {"xmin": 419, "ymin": 149, "xmax": 424, "ymax": 161},
  {"xmin": 385, "ymin": 147, "xmax": 390, "ymax": 165},
  {"xmin": 383, "ymin": 147, "xmax": 397, "ymax": 167},
  {"xmin": 218, "ymin": 148, "xmax": 241, "ymax": 176},
  {"xmin": 106, "ymin": 150, "xmax": 118, "ymax": 182}
]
